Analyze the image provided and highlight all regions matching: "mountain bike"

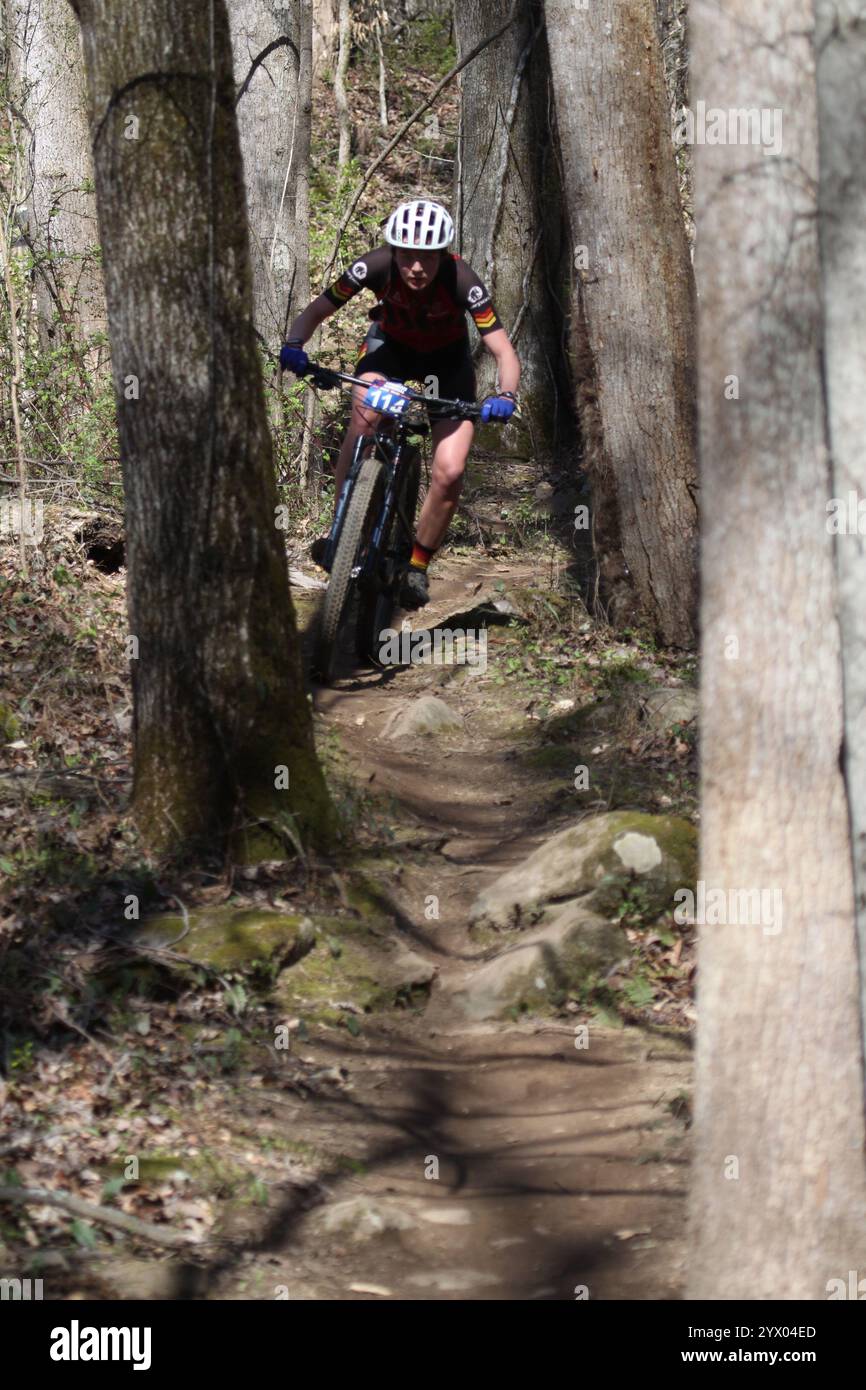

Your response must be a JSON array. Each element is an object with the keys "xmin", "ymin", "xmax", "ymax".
[{"xmin": 302, "ymin": 364, "xmax": 481, "ymax": 684}]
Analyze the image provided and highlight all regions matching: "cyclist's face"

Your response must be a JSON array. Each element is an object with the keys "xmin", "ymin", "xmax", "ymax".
[{"xmin": 395, "ymin": 248, "xmax": 442, "ymax": 290}]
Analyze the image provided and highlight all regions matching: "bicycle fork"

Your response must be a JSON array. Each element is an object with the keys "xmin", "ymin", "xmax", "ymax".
[
  {"xmin": 324, "ymin": 435, "xmax": 411, "ymax": 586},
  {"xmin": 324, "ymin": 439, "xmax": 375, "ymax": 571}
]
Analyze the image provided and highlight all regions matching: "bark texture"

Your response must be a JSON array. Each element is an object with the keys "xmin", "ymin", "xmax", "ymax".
[
  {"xmin": 545, "ymin": 0, "xmax": 697, "ymax": 646},
  {"xmin": 294, "ymin": 0, "xmax": 313, "ymax": 314},
  {"xmin": 334, "ymin": 0, "xmax": 351, "ymax": 167},
  {"xmin": 816, "ymin": 0, "xmax": 866, "ymax": 1101},
  {"xmin": 688, "ymin": 0, "xmax": 866, "ymax": 1298},
  {"xmin": 229, "ymin": 0, "xmax": 301, "ymax": 354},
  {"xmin": 69, "ymin": 0, "xmax": 334, "ymax": 861},
  {"xmin": 312, "ymin": 0, "xmax": 337, "ymax": 78},
  {"xmin": 455, "ymin": 0, "xmax": 569, "ymax": 459},
  {"xmin": 11, "ymin": 0, "xmax": 105, "ymax": 348}
]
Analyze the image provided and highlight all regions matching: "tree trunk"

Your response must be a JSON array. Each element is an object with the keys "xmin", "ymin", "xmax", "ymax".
[
  {"xmin": 375, "ymin": 19, "xmax": 387, "ymax": 130},
  {"xmin": 816, "ymin": 0, "xmax": 866, "ymax": 1088},
  {"xmin": 69, "ymin": 0, "xmax": 335, "ymax": 862},
  {"xmin": 688, "ymin": 0, "xmax": 866, "ymax": 1297},
  {"xmin": 0, "ymin": 213, "xmax": 31, "ymax": 576},
  {"xmin": 312, "ymin": 0, "xmax": 337, "ymax": 78},
  {"xmin": 293, "ymin": 0, "xmax": 313, "ymax": 317},
  {"xmin": 545, "ymin": 0, "xmax": 697, "ymax": 647},
  {"xmin": 11, "ymin": 0, "xmax": 106, "ymax": 352},
  {"xmin": 296, "ymin": 0, "xmax": 318, "ymax": 495},
  {"xmin": 334, "ymin": 0, "xmax": 351, "ymax": 168},
  {"xmin": 229, "ymin": 0, "xmax": 301, "ymax": 356},
  {"xmin": 455, "ymin": 0, "xmax": 570, "ymax": 461}
]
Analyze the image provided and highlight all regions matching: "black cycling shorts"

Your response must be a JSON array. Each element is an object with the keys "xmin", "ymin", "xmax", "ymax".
[{"xmin": 354, "ymin": 324, "xmax": 477, "ymax": 404}]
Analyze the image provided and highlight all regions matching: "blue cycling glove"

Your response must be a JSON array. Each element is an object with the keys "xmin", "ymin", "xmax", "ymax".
[
  {"xmin": 280, "ymin": 342, "xmax": 310, "ymax": 376},
  {"xmin": 480, "ymin": 394, "xmax": 516, "ymax": 423}
]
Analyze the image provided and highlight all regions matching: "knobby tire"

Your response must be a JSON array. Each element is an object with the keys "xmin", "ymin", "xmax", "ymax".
[
  {"xmin": 355, "ymin": 447, "xmax": 421, "ymax": 664},
  {"xmin": 312, "ymin": 448, "xmax": 385, "ymax": 683}
]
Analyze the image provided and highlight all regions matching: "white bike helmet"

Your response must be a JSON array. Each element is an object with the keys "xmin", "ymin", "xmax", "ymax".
[{"xmin": 384, "ymin": 199, "xmax": 454, "ymax": 250}]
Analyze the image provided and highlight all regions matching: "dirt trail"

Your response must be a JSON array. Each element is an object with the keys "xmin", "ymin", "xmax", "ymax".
[{"xmin": 209, "ymin": 552, "xmax": 691, "ymax": 1301}]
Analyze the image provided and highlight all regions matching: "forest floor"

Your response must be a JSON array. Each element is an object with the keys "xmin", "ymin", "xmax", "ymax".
[
  {"xmin": 0, "ymin": 12, "xmax": 699, "ymax": 1303},
  {"xmin": 0, "ymin": 451, "xmax": 698, "ymax": 1301}
]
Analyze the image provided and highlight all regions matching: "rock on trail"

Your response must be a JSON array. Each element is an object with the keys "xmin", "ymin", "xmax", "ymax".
[{"xmin": 196, "ymin": 555, "xmax": 695, "ymax": 1300}]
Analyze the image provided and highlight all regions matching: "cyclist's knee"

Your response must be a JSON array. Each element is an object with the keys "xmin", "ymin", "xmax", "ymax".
[
  {"xmin": 351, "ymin": 410, "xmax": 379, "ymax": 434},
  {"xmin": 350, "ymin": 400, "xmax": 379, "ymax": 433},
  {"xmin": 351, "ymin": 375, "xmax": 386, "ymax": 432},
  {"xmin": 431, "ymin": 451, "xmax": 467, "ymax": 493}
]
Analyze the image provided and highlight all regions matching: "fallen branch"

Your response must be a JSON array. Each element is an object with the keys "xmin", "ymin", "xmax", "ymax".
[
  {"xmin": 0, "ymin": 1186, "xmax": 198, "ymax": 1248},
  {"xmin": 320, "ymin": 1, "xmax": 519, "ymax": 286}
]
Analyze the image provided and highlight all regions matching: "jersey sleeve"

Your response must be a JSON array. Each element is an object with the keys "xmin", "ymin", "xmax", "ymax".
[
  {"xmin": 322, "ymin": 246, "xmax": 391, "ymax": 308},
  {"xmin": 455, "ymin": 259, "xmax": 503, "ymax": 337}
]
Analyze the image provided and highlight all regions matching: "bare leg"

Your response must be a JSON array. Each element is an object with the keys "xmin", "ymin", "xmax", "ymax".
[
  {"xmin": 330, "ymin": 372, "xmax": 386, "ymax": 519},
  {"xmin": 414, "ymin": 418, "xmax": 474, "ymax": 551}
]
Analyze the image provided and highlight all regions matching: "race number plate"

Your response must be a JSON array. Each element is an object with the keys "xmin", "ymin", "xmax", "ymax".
[{"xmin": 362, "ymin": 381, "xmax": 410, "ymax": 417}]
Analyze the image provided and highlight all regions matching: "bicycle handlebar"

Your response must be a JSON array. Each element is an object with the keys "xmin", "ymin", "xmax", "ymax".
[{"xmin": 302, "ymin": 361, "xmax": 483, "ymax": 422}]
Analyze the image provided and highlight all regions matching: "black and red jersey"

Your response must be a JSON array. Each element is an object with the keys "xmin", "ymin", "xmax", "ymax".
[{"xmin": 323, "ymin": 246, "xmax": 502, "ymax": 352}]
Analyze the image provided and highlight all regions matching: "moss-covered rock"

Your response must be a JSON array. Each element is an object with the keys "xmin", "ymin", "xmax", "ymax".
[
  {"xmin": 0, "ymin": 702, "xmax": 21, "ymax": 741},
  {"xmin": 639, "ymin": 685, "xmax": 699, "ymax": 732},
  {"xmin": 454, "ymin": 900, "xmax": 623, "ymax": 1021},
  {"xmin": 125, "ymin": 886, "xmax": 436, "ymax": 1023},
  {"xmin": 272, "ymin": 914, "xmax": 435, "ymax": 1023},
  {"xmin": 470, "ymin": 811, "xmax": 697, "ymax": 931},
  {"xmin": 131, "ymin": 906, "xmax": 316, "ymax": 974}
]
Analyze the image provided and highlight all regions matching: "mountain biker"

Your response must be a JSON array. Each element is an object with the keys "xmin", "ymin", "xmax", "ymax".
[{"xmin": 279, "ymin": 198, "xmax": 521, "ymax": 609}]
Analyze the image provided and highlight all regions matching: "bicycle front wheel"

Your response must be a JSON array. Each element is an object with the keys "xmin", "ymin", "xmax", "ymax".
[
  {"xmin": 312, "ymin": 447, "xmax": 386, "ymax": 684},
  {"xmin": 356, "ymin": 447, "xmax": 421, "ymax": 665}
]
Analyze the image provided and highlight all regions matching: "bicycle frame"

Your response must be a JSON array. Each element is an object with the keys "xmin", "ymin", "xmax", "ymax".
[
  {"xmin": 326, "ymin": 420, "xmax": 407, "ymax": 583},
  {"xmin": 360, "ymin": 419, "xmax": 423, "ymax": 590},
  {"xmin": 307, "ymin": 365, "xmax": 480, "ymax": 588}
]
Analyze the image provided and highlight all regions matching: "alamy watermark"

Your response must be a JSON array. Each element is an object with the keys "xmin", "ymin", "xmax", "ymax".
[
  {"xmin": 0, "ymin": 1276, "xmax": 43, "ymax": 1300},
  {"xmin": 50, "ymin": 1321, "xmax": 151, "ymax": 1370},
  {"xmin": 826, "ymin": 1270, "xmax": 866, "ymax": 1299},
  {"xmin": 378, "ymin": 624, "xmax": 487, "ymax": 672},
  {"xmin": 673, "ymin": 102, "xmax": 783, "ymax": 156},
  {"xmin": 674, "ymin": 882, "xmax": 783, "ymax": 935},
  {"xmin": 826, "ymin": 492, "xmax": 866, "ymax": 534}
]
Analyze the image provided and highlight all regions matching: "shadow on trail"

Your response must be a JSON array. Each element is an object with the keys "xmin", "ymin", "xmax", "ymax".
[{"xmin": 164, "ymin": 1015, "xmax": 685, "ymax": 1301}]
